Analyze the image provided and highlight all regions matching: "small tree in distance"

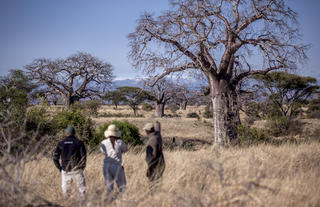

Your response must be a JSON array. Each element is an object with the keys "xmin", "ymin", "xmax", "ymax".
[
  {"xmin": 118, "ymin": 86, "xmax": 151, "ymax": 116},
  {"xmin": 254, "ymin": 72, "xmax": 319, "ymax": 119},
  {"xmin": 145, "ymin": 78, "xmax": 176, "ymax": 117},
  {"xmin": 103, "ymin": 90, "xmax": 126, "ymax": 109}
]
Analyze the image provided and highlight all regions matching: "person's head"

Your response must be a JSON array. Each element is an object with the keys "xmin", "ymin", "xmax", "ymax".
[
  {"xmin": 104, "ymin": 124, "xmax": 121, "ymax": 149},
  {"xmin": 104, "ymin": 124, "xmax": 121, "ymax": 139},
  {"xmin": 65, "ymin": 126, "xmax": 75, "ymax": 136},
  {"xmin": 143, "ymin": 123, "xmax": 155, "ymax": 134}
]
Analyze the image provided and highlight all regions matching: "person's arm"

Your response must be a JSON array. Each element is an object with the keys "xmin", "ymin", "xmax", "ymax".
[
  {"xmin": 146, "ymin": 144, "xmax": 155, "ymax": 164},
  {"xmin": 79, "ymin": 141, "xmax": 87, "ymax": 170},
  {"xmin": 154, "ymin": 121, "xmax": 161, "ymax": 133},
  {"xmin": 100, "ymin": 142, "xmax": 107, "ymax": 154},
  {"xmin": 120, "ymin": 139, "xmax": 128, "ymax": 153},
  {"xmin": 53, "ymin": 143, "xmax": 62, "ymax": 172}
]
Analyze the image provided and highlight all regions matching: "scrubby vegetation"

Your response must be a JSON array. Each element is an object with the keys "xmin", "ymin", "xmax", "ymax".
[{"xmin": 91, "ymin": 120, "xmax": 143, "ymax": 147}]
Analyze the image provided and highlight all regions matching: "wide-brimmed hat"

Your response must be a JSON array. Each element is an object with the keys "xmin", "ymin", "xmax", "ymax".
[
  {"xmin": 104, "ymin": 124, "xmax": 121, "ymax": 138},
  {"xmin": 143, "ymin": 123, "xmax": 154, "ymax": 131}
]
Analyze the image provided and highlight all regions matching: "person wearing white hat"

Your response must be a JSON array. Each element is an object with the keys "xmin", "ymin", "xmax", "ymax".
[{"xmin": 100, "ymin": 124, "xmax": 128, "ymax": 196}]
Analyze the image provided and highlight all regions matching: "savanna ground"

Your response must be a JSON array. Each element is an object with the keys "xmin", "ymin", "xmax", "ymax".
[{"xmin": 3, "ymin": 105, "xmax": 320, "ymax": 206}]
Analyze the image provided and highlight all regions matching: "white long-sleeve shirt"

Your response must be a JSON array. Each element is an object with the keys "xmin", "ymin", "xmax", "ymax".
[{"xmin": 100, "ymin": 138, "xmax": 128, "ymax": 164}]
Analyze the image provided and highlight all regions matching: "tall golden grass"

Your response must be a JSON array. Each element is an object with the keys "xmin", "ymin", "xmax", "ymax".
[
  {"xmin": 17, "ymin": 142, "xmax": 320, "ymax": 207},
  {"xmin": 2, "ymin": 105, "xmax": 319, "ymax": 206}
]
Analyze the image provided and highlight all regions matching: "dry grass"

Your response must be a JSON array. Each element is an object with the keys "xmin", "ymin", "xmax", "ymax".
[
  {"xmin": 16, "ymin": 142, "xmax": 320, "ymax": 207},
  {"xmin": 94, "ymin": 105, "xmax": 213, "ymax": 142},
  {"xmin": 2, "ymin": 105, "xmax": 320, "ymax": 206}
]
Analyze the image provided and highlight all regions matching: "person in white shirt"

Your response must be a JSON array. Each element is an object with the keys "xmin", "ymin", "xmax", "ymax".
[{"xmin": 100, "ymin": 124, "xmax": 128, "ymax": 195}]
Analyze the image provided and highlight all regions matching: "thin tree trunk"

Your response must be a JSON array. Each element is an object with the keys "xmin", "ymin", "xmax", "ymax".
[
  {"xmin": 65, "ymin": 95, "xmax": 72, "ymax": 110},
  {"xmin": 179, "ymin": 100, "xmax": 188, "ymax": 110}
]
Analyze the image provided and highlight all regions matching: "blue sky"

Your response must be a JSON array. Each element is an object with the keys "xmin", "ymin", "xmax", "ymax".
[{"xmin": 0, "ymin": 0, "xmax": 319, "ymax": 80}]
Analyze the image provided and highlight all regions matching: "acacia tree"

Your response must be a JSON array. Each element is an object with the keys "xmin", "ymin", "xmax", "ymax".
[
  {"xmin": 128, "ymin": 0, "xmax": 307, "ymax": 146},
  {"xmin": 103, "ymin": 90, "xmax": 126, "ymax": 109},
  {"xmin": 25, "ymin": 52, "xmax": 113, "ymax": 109},
  {"xmin": 254, "ymin": 72, "xmax": 319, "ymax": 118},
  {"xmin": 118, "ymin": 86, "xmax": 151, "ymax": 116}
]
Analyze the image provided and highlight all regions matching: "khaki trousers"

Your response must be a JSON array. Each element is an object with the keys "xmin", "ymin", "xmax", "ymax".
[{"xmin": 61, "ymin": 169, "xmax": 86, "ymax": 198}]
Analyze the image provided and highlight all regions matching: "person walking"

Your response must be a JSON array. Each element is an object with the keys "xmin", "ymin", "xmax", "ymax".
[
  {"xmin": 100, "ymin": 124, "xmax": 128, "ymax": 196},
  {"xmin": 143, "ymin": 121, "xmax": 165, "ymax": 182},
  {"xmin": 53, "ymin": 126, "xmax": 87, "ymax": 198}
]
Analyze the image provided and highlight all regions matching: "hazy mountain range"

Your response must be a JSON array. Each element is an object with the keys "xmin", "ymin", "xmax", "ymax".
[{"xmin": 112, "ymin": 78, "xmax": 207, "ymax": 90}]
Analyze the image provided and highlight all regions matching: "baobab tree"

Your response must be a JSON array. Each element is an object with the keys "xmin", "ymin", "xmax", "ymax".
[
  {"xmin": 173, "ymin": 84, "xmax": 199, "ymax": 110},
  {"xmin": 145, "ymin": 78, "xmax": 177, "ymax": 117},
  {"xmin": 25, "ymin": 52, "xmax": 113, "ymax": 109},
  {"xmin": 128, "ymin": 0, "xmax": 307, "ymax": 147}
]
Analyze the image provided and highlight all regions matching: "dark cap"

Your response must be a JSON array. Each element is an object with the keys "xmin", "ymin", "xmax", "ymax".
[{"xmin": 66, "ymin": 126, "xmax": 75, "ymax": 135}]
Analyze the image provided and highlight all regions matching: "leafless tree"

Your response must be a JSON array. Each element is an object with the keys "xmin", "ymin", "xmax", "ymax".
[
  {"xmin": 173, "ymin": 84, "xmax": 199, "ymax": 110},
  {"xmin": 25, "ymin": 52, "xmax": 114, "ymax": 109},
  {"xmin": 145, "ymin": 78, "xmax": 177, "ymax": 117},
  {"xmin": 128, "ymin": 0, "xmax": 307, "ymax": 146}
]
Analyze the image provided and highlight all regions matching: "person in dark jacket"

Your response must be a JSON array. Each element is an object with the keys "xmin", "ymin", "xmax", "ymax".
[
  {"xmin": 53, "ymin": 126, "xmax": 87, "ymax": 198},
  {"xmin": 143, "ymin": 121, "xmax": 165, "ymax": 182}
]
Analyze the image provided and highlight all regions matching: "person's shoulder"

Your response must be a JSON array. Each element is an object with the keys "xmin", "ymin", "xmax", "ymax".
[
  {"xmin": 101, "ymin": 139, "xmax": 109, "ymax": 145},
  {"xmin": 72, "ymin": 137, "xmax": 85, "ymax": 146},
  {"xmin": 57, "ymin": 138, "xmax": 66, "ymax": 145},
  {"xmin": 117, "ymin": 139, "xmax": 127, "ymax": 145}
]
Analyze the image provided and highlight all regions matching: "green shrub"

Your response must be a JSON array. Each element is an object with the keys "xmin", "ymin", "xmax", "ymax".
[
  {"xmin": 266, "ymin": 116, "xmax": 303, "ymax": 137},
  {"xmin": 238, "ymin": 125, "xmax": 269, "ymax": 146},
  {"xmin": 52, "ymin": 107, "xmax": 94, "ymax": 144},
  {"xmin": 203, "ymin": 110, "xmax": 213, "ymax": 118},
  {"xmin": 186, "ymin": 112, "xmax": 200, "ymax": 118},
  {"xmin": 141, "ymin": 103, "xmax": 153, "ymax": 111},
  {"xmin": 82, "ymin": 99, "xmax": 101, "ymax": 117},
  {"xmin": 26, "ymin": 106, "xmax": 55, "ymax": 138},
  {"xmin": 91, "ymin": 120, "xmax": 143, "ymax": 148}
]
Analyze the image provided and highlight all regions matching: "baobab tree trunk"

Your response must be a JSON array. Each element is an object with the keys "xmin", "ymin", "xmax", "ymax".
[
  {"xmin": 211, "ymin": 79, "xmax": 240, "ymax": 147},
  {"xmin": 64, "ymin": 94, "xmax": 80, "ymax": 109},
  {"xmin": 179, "ymin": 100, "xmax": 188, "ymax": 110},
  {"xmin": 155, "ymin": 103, "xmax": 165, "ymax": 117}
]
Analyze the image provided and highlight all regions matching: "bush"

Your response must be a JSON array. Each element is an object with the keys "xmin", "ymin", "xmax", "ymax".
[
  {"xmin": 91, "ymin": 120, "xmax": 143, "ymax": 148},
  {"xmin": 238, "ymin": 125, "xmax": 269, "ymax": 146},
  {"xmin": 265, "ymin": 115, "xmax": 303, "ymax": 137},
  {"xmin": 167, "ymin": 104, "xmax": 179, "ymax": 113},
  {"xmin": 307, "ymin": 111, "xmax": 320, "ymax": 119},
  {"xmin": 203, "ymin": 110, "xmax": 213, "ymax": 118},
  {"xmin": 52, "ymin": 107, "xmax": 94, "ymax": 144},
  {"xmin": 82, "ymin": 99, "xmax": 101, "ymax": 117},
  {"xmin": 26, "ymin": 106, "xmax": 55, "ymax": 138},
  {"xmin": 186, "ymin": 112, "xmax": 200, "ymax": 118},
  {"xmin": 141, "ymin": 103, "xmax": 153, "ymax": 111}
]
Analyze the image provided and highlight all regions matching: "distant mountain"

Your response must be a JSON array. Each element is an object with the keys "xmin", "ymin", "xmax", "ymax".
[
  {"xmin": 112, "ymin": 79, "xmax": 144, "ymax": 89},
  {"xmin": 112, "ymin": 77, "xmax": 207, "ymax": 90}
]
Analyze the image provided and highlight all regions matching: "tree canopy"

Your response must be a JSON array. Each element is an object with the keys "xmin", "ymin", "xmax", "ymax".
[
  {"xmin": 254, "ymin": 72, "xmax": 319, "ymax": 118},
  {"xmin": 128, "ymin": 0, "xmax": 308, "ymax": 146},
  {"xmin": 25, "ymin": 52, "xmax": 114, "ymax": 108}
]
